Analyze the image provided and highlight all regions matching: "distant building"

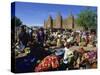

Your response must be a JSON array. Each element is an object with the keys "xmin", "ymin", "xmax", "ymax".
[{"xmin": 44, "ymin": 13, "xmax": 83, "ymax": 31}]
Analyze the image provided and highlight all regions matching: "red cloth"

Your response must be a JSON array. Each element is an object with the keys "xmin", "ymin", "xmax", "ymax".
[{"xmin": 34, "ymin": 55, "xmax": 60, "ymax": 72}]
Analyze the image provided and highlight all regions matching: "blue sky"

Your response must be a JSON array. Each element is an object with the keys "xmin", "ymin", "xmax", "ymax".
[{"xmin": 11, "ymin": 2, "xmax": 97, "ymax": 27}]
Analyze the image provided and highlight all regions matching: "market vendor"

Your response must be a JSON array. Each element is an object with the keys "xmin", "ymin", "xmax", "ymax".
[{"xmin": 60, "ymin": 42, "xmax": 74, "ymax": 70}]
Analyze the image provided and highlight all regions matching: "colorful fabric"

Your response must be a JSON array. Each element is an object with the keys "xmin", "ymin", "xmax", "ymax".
[
  {"xmin": 82, "ymin": 50, "xmax": 97, "ymax": 64},
  {"xmin": 34, "ymin": 55, "xmax": 60, "ymax": 72},
  {"xmin": 87, "ymin": 51, "xmax": 97, "ymax": 63}
]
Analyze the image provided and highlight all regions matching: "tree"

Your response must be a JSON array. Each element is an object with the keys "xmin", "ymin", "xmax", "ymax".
[
  {"xmin": 76, "ymin": 8, "xmax": 97, "ymax": 30},
  {"xmin": 11, "ymin": 16, "xmax": 22, "ymax": 27}
]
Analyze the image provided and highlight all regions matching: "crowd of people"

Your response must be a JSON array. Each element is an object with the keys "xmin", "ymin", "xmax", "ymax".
[{"xmin": 13, "ymin": 25, "xmax": 97, "ymax": 72}]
